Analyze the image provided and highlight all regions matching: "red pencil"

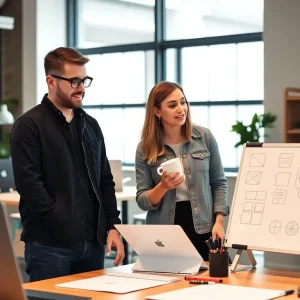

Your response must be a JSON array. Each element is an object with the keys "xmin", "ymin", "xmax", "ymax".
[{"xmin": 184, "ymin": 276, "xmax": 223, "ymax": 283}]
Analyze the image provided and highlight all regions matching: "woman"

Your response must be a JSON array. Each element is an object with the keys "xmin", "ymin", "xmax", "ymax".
[{"xmin": 135, "ymin": 81, "xmax": 229, "ymax": 260}]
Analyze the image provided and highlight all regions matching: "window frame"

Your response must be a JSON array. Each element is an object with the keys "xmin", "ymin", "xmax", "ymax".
[{"xmin": 66, "ymin": 0, "xmax": 263, "ymax": 171}]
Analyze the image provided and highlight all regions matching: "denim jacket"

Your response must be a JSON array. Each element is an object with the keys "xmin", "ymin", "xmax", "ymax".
[{"xmin": 135, "ymin": 125, "xmax": 229, "ymax": 234}]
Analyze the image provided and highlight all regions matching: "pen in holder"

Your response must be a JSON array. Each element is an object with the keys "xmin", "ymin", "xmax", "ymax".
[{"xmin": 209, "ymin": 252, "xmax": 229, "ymax": 277}]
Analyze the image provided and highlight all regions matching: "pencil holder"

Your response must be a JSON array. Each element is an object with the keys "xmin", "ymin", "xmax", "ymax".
[{"xmin": 209, "ymin": 252, "xmax": 229, "ymax": 277}]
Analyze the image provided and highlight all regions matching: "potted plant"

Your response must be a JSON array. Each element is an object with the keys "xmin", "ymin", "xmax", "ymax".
[{"xmin": 231, "ymin": 113, "xmax": 277, "ymax": 147}]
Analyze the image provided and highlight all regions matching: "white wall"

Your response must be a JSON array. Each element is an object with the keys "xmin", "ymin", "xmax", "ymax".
[
  {"xmin": 22, "ymin": 0, "xmax": 37, "ymax": 113},
  {"xmin": 22, "ymin": 0, "xmax": 66, "ymax": 113},
  {"xmin": 264, "ymin": 0, "xmax": 300, "ymax": 143},
  {"xmin": 264, "ymin": 0, "xmax": 300, "ymax": 270}
]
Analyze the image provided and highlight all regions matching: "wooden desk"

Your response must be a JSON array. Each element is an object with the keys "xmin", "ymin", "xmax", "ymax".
[
  {"xmin": 0, "ymin": 186, "xmax": 137, "ymax": 264},
  {"xmin": 0, "ymin": 191, "xmax": 19, "ymax": 206},
  {"xmin": 0, "ymin": 187, "xmax": 136, "ymax": 209},
  {"xmin": 23, "ymin": 264, "xmax": 300, "ymax": 299}
]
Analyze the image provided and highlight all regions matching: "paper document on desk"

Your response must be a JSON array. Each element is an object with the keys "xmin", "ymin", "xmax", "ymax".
[
  {"xmin": 146, "ymin": 284, "xmax": 291, "ymax": 300},
  {"xmin": 56, "ymin": 275, "xmax": 175, "ymax": 294}
]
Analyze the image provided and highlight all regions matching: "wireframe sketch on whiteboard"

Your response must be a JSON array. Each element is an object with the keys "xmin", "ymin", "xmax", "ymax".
[
  {"xmin": 272, "ymin": 189, "xmax": 287, "ymax": 204},
  {"xmin": 269, "ymin": 220, "xmax": 281, "ymax": 234},
  {"xmin": 245, "ymin": 171, "xmax": 262, "ymax": 185},
  {"xmin": 285, "ymin": 221, "xmax": 299, "ymax": 236},
  {"xmin": 245, "ymin": 191, "xmax": 266, "ymax": 200},
  {"xmin": 241, "ymin": 202, "xmax": 265, "ymax": 225},
  {"xmin": 278, "ymin": 153, "xmax": 293, "ymax": 168},
  {"xmin": 243, "ymin": 202, "xmax": 253, "ymax": 211},
  {"xmin": 275, "ymin": 172, "xmax": 291, "ymax": 186},
  {"xmin": 249, "ymin": 153, "xmax": 266, "ymax": 167}
]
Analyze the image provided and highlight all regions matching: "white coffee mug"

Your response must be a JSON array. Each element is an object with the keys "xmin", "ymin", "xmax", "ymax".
[{"xmin": 157, "ymin": 157, "xmax": 185, "ymax": 177}]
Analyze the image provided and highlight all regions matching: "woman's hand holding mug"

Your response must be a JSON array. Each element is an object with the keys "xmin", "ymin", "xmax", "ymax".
[{"xmin": 157, "ymin": 158, "xmax": 185, "ymax": 190}]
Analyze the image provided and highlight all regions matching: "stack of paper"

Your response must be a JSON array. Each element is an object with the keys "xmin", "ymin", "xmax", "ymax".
[
  {"xmin": 146, "ymin": 284, "xmax": 292, "ymax": 300},
  {"xmin": 56, "ymin": 272, "xmax": 180, "ymax": 294}
]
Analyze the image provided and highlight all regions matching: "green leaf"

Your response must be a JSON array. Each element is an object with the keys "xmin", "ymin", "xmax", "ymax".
[
  {"xmin": 0, "ymin": 144, "xmax": 10, "ymax": 158},
  {"xmin": 231, "ymin": 112, "xmax": 276, "ymax": 148}
]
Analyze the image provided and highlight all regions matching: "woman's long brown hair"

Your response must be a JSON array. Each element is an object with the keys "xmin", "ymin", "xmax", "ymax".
[{"xmin": 140, "ymin": 81, "xmax": 192, "ymax": 163}]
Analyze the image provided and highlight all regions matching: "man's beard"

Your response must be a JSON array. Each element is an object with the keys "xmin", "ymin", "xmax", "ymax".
[{"xmin": 58, "ymin": 89, "xmax": 85, "ymax": 109}]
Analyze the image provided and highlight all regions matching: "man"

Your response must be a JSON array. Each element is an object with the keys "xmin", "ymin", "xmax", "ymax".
[{"xmin": 10, "ymin": 47, "xmax": 124, "ymax": 282}]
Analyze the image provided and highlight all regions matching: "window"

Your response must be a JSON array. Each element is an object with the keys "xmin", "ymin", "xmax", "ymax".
[
  {"xmin": 68, "ymin": 0, "xmax": 263, "ymax": 171},
  {"xmin": 83, "ymin": 51, "xmax": 154, "ymax": 163},
  {"xmin": 78, "ymin": 0, "xmax": 155, "ymax": 47},
  {"xmin": 85, "ymin": 51, "xmax": 154, "ymax": 105},
  {"xmin": 166, "ymin": 42, "xmax": 263, "ymax": 169},
  {"xmin": 165, "ymin": 0, "xmax": 263, "ymax": 40}
]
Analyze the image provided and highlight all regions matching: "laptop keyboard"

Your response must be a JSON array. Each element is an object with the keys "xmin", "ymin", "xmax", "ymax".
[{"xmin": 106, "ymin": 271, "xmax": 180, "ymax": 282}]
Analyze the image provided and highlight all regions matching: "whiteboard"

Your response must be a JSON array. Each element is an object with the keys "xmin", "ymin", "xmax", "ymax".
[{"xmin": 225, "ymin": 143, "xmax": 300, "ymax": 255}]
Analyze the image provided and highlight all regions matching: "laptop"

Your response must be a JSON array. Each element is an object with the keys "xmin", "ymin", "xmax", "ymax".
[
  {"xmin": 0, "ymin": 158, "xmax": 16, "ymax": 192},
  {"xmin": 115, "ymin": 224, "xmax": 208, "ymax": 275},
  {"xmin": 0, "ymin": 202, "xmax": 90, "ymax": 300},
  {"xmin": 109, "ymin": 160, "xmax": 123, "ymax": 192}
]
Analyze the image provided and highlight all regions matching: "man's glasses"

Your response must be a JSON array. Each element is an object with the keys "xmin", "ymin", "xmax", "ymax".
[{"xmin": 51, "ymin": 75, "xmax": 93, "ymax": 89}]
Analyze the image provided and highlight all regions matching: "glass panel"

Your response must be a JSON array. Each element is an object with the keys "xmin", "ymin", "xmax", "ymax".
[
  {"xmin": 182, "ymin": 46, "xmax": 209, "ymax": 102},
  {"xmin": 235, "ymin": 105, "xmax": 264, "ymax": 166},
  {"xmin": 123, "ymin": 108, "xmax": 146, "ymax": 163},
  {"xmin": 85, "ymin": 108, "xmax": 146, "ymax": 164},
  {"xmin": 165, "ymin": 0, "xmax": 263, "ymax": 40},
  {"xmin": 237, "ymin": 105, "xmax": 264, "ymax": 124},
  {"xmin": 166, "ymin": 49, "xmax": 177, "ymax": 83},
  {"xmin": 237, "ymin": 42, "xmax": 264, "ymax": 100},
  {"xmin": 79, "ymin": 0, "xmax": 155, "ymax": 47},
  {"xmin": 209, "ymin": 106, "xmax": 237, "ymax": 168},
  {"xmin": 209, "ymin": 44, "xmax": 237, "ymax": 101},
  {"xmin": 84, "ymin": 51, "xmax": 154, "ymax": 105},
  {"xmin": 189, "ymin": 106, "xmax": 208, "ymax": 128},
  {"xmin": 84, "ymin": 108, "xmax": 124, "ymax": 160}
]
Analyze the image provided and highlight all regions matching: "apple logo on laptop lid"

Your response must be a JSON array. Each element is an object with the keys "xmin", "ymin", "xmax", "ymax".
[
  {"xmin": 1, "ymin": 170, "xmax": 7, "ymax": 178},
  {"xmin": 155, "ymin": 239, "xmax": 165, "ymax": 247}
]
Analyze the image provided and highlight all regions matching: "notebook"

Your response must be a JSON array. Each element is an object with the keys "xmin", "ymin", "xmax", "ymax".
[
  {"xmin": 0, "ymin": 202, "xmax": 90, "ymax": 300},
  {"xmin": 146, "ymin": 283, "xmax": 294, "ymax": 300},
  {"xmin": 115, "ymin": 224, "xmax": 208, "ymax": 275}
]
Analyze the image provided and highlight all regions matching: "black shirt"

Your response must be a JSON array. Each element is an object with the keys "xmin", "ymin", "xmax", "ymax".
[{"xmin": 69, "ymin": 116, "xmax": 99, "ymax": 241}]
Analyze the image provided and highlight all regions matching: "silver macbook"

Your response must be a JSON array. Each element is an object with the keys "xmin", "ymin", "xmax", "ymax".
[
  {"xmin": 0, "ymin": 158, "xmax": 15, "ymax": 192},
  {"xmin": 109, "ymin": 160, "xmax": 123, "ymax": 192},
  {"xmin": 0, "ymin": 202, "xmax": 90, "ymax": 300},
  {"xmin": 115, "ymin": 224, "xmax": 208, "ymax": 275}
]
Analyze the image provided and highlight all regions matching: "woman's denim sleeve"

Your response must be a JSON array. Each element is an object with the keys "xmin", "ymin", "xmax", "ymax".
[
  {"xmin": 135, "ymin": 146, "xmax": 161, "ymax": 211},
  {"xmin": 207, "ymin": 130, "xmax": 229, "ymax": 216}
]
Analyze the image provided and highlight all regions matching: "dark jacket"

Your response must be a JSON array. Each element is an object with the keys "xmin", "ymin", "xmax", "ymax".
[{"xmin": 10, "ymin": 95, "xmax": 120, "ymax": 247}]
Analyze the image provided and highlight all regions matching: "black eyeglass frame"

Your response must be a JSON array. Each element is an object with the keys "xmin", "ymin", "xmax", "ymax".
[{"xmin": 50, "ymin": 74, "xmax": 93, "ymax": 88}]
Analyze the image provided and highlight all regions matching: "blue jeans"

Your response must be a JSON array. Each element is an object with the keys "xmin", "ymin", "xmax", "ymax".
[{"xmin": 24, "ymin": 241, "xmax": 105, "ymax": 282}]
